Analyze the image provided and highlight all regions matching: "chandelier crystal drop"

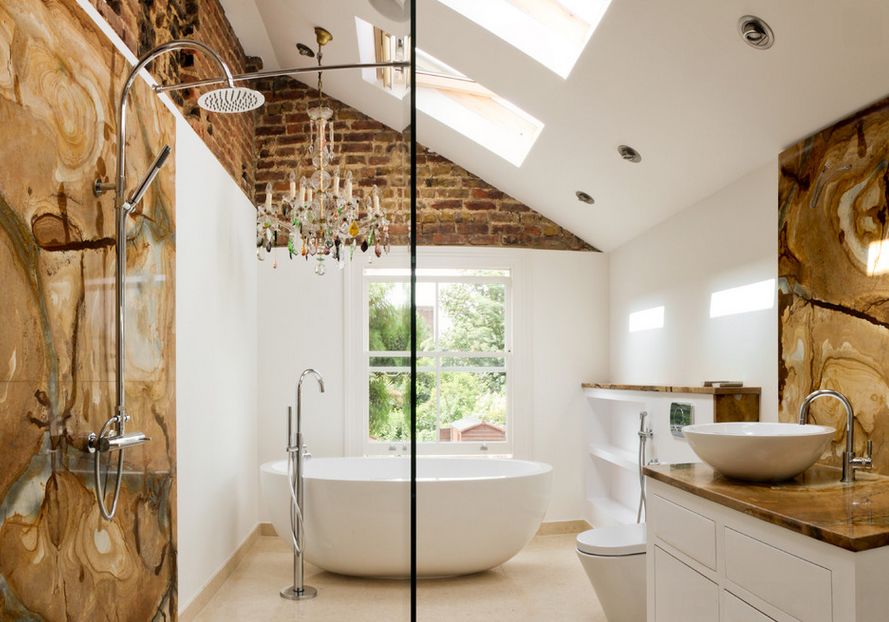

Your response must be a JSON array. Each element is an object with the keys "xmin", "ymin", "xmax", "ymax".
[{"xmin": 255, "ymin": 26, "xmax": 390, "ymax": 275}]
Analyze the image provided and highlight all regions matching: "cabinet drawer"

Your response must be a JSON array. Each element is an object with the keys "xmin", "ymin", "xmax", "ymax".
[
  {"xmin": 654, "ymin": 546, "xmax": 719, "ymax": 622},
  {"xmin": 648, "ymin": 493, "xmax": 717, "ymax": 569},
  {"xmin": 723, "ymin": 591, "xmax": 776, "ymax": 622},
  {"xmin": 725, "ymin": 528, "xmax": 831, "ymax": 622}
]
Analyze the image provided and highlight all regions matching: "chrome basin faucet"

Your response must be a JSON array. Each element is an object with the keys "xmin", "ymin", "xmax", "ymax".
[{"xmin": 799, "ymin": 389, "xmax": 872, "ymax": 483}]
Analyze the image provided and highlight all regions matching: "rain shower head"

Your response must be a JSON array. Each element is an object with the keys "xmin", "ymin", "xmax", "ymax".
[{"xmin": 197, "ymin": 86, "xmax": 265, "ymax": 113}]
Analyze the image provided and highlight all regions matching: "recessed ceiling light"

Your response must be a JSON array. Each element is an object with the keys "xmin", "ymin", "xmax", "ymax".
[
  {"xmin": 576, "ymin": 190, "xmax": 595, "ymax": 204},
  {"xmin": 738, "ymin": 15, "xmax": 774, "ymax": 50},
  {"xmin": 618, "ymin": 145, "xmax": 641, "ymax": 163}
]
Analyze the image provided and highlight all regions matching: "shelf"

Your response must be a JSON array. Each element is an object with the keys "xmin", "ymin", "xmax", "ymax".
[
  {"xmin": 589, "ymin": 443, "xmax": 638, "ymax": 471},
  {"xmin": 582, "ymin": 382, "xmax": 761, "ymax": 395},
  {"xmin": 583, "ymin": 383, "xmax": 761, "ymax": 423},
  {"xmin": 587, "ymin": 495, "xmax": 637, "ymax": 526}
]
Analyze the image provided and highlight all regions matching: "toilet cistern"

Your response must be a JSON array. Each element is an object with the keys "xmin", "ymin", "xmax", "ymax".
[{"xmin": 799, "ymin": 389, "xmax": 872, "ymax": 483}]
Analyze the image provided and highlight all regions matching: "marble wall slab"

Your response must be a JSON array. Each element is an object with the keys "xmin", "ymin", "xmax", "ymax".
[
  {"xmin": 0, "ymin": 0, "xmax": 176, "ymax": 619},
  {"xmin": 779, "ymin": 97, "xmax": 889, "ymax": 474}
]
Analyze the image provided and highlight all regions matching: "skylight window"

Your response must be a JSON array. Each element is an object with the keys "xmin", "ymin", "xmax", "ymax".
[
  {"xmin": 434, "ymin": 0, "xmax": 612, "ymax": 78},
  {"xmin": 356, "ymin": 19, "xmax": 544, "ymax": 166},
  {"xmin": 355, "ymin": 17, "xmax": 411, "ymax": 96},
  {"xmin": 414, "ymin": 50, "xmax": 543, "ymax": 166}
]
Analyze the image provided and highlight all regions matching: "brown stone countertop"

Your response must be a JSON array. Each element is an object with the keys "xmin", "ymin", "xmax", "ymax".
[
  {"xmin": 644, "ymin": 462, "xmax": 889, "ymax": 552},
  {"xmin": 582, "ymin": 382, "xmax": 761, "ymax": 395}
]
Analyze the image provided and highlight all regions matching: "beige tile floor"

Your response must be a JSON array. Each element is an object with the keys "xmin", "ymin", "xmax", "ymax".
[{"xmin": 193, "ymin": 534, "xmax": 608, "ymax": 621}]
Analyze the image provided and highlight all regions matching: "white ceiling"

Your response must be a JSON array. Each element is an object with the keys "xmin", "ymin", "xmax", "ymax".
[{"xmin": 221, "ymin": 0, "xmax": 889, "ymax": 252}]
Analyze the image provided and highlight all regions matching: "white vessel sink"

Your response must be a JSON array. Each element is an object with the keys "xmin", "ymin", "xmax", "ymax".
[{"xmin": 683, "ymin": 422, "xmax": 835, "ymax": 482}]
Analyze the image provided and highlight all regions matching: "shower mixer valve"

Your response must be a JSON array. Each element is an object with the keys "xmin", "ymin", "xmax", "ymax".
[{"xmin": 85, "ymin": 413, "xmax": 151, "ymax": 521}]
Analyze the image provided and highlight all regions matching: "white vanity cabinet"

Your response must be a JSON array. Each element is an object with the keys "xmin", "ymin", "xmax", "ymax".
[
  {"xmin": 653, "ymin": 545, "xmax": 719, "ymax": 621},
  {"xmin": 646, "ymin": 478, "xmax": 889, "ymax": 622}
]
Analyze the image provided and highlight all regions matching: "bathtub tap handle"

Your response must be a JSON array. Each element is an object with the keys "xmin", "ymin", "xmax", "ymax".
[{"xmin": 302, "ymin": 444, "xmax": 312, "ymax": 460}]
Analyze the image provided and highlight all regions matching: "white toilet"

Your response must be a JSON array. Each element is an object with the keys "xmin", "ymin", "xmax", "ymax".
[{"xmin": 576, "ymin": 523, "xmax": 647, "ymax": 622}]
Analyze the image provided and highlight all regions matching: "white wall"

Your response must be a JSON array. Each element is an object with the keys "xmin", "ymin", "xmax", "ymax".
[
  {"xmin": 175, "ymin": 117, "xmax": 258, "ymax": 612},
  {"xmin": 256, "ymin": 251, "xmax": 349, "ymax": 467},
  {"xmin": 257, "ymin": 247, "xmax": 609, "ymax": 522},
  {"xmin": 527, "ymin": 250, "xmax": 609, "ymax": 520},
  {"xmin": 608, "ymin": 162, "xmax": 779, "ymax": 419}
]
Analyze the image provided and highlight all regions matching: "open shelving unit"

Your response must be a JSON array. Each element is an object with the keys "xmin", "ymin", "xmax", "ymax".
[
  {"xmin": 589, "ymin": 442, "xmax": 637, "ymax": 472},
  {"xmin": 582, "ymin": 382, "xmax": 760, "ymax": 527}
]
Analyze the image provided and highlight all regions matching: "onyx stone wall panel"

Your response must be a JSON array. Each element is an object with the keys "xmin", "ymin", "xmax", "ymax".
[
  {"xmin": 779, "ymin": 96, "xmax": 889, "ymax": 474},
  {"xmin": 0, "ymin": 0, "xmax": 177, "ymax": 619}
]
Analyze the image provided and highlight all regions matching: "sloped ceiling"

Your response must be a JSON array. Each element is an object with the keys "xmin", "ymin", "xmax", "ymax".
[{"xmin": 221, "ymin": 0, "xmax": 889, "ymax": 251}]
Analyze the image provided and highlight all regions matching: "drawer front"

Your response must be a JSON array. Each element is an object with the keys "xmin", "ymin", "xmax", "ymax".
[
  {"xmin": 724, "ymin": 591, "xmax": 776, "ymax": 622},
  {"xmin": 649, "ymin": 493, "xmax": 717, "ymax": 569},
  {"xmin": 654, "ymin": 546, "xmax": 719, "ymax": 622},
  {"xmin": 725, "ymin": 528, "xmax": 831, "ymax": 622}
]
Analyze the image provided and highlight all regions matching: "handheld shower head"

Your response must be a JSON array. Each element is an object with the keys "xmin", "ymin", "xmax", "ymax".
[
  {"xmin": 197, "ymin": 86, "xmax": 265, "ymax": 113},
  {"xmin": 125, "ymin": 145, "xmax": 171, "ymax": 210}
]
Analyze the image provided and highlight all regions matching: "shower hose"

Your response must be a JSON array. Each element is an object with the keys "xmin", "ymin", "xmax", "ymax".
[
  {"xmin": 637, "ymin": 411, "xmax": 652, "ymax": 524},
  {"xmin": 287, "ymin": 447, "xmax": 304, "ymax": 555}
]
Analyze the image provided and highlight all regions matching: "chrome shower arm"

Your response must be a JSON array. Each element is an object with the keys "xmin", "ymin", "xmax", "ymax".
[{"xmin": 153, "ymin": 60, "xmax": 410, "ymax": 94}]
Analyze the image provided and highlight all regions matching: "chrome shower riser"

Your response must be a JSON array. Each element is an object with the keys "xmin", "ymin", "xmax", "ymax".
[{"xmin": 86, "ymin": 39, "xmax": 232, "ymax": 520}]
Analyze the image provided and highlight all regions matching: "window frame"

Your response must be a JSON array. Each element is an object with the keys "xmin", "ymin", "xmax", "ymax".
[{"xmin": 345, "ymin": 248, "xmax": 530, "ymax": 457}]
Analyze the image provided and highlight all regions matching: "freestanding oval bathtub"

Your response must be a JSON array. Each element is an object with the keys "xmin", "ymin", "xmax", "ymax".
[{"xmin": 260, "ymin": 456, "xmax": 552, "ymax": 578}]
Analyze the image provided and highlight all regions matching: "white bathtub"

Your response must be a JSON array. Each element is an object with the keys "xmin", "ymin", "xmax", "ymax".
[{"xmin": 260, "ymin": 456, "xmax": 552, "ymax": 578}]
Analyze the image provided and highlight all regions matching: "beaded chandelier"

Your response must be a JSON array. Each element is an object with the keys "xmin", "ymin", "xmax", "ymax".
[{"xmin": 256, "ymin": 26, "xmax": 390, "ymax": 275}]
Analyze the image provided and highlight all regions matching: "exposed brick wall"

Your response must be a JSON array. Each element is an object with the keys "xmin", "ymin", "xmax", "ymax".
[
  {"xmin": 89, "ymin": 1, "xmax": 592, "ymax": 250},
  {"xmin": 254, "ymin": 76, "xmax": 595, "ymax": 251},
  {"xmin": 88, "ymin": 0, "xmax": 258, "ymax": 194}
]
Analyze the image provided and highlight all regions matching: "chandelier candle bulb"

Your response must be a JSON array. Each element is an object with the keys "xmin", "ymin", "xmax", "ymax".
[
  {"xmin": 333, "ymin": 168, "xmax": 340, "ymax": 196},
  {"xmin": 289, "ymin": 171, "xmax": 297, "ymax": 201},
  {"xmin": 345, "ymin": 171, "xmax": 353, "ymax": 200},
  {"xmin": 265, "ymin": 182, "xmax": 273, "ymax": 211},
  {"xmin": 299, "ymin": 177, "xmax": 307, "ymax": 204}
]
